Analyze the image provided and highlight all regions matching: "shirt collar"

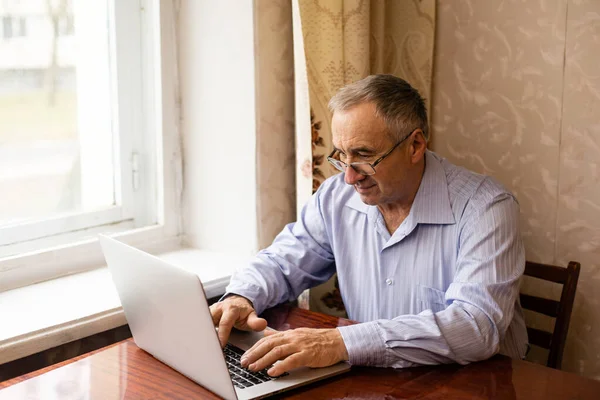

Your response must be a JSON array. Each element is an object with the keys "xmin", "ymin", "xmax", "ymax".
[
  {"xmin": 344, "ymin": 150, "xmax": 455, "ymax": 225},
  {"xmin": 410, "ymin": 150, "xmax": 455, "ymax": 225},
  {"xmin": 345, "ymin": 191, "xmax": 369, "ymax": 213}
]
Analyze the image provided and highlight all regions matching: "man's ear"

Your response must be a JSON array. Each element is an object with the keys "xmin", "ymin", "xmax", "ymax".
[{"xmin": 410, "ymin": 129, "xmax": 428, "ymax": 164}]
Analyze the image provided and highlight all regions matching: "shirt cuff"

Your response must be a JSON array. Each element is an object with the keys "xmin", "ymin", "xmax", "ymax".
[
  {"xmin": 337, "ymin": 321, "xmax": 387, "ymax": 366},
  {"xmin": 223, "ymin": 282, "xmax": 267, "ymax": 314}
]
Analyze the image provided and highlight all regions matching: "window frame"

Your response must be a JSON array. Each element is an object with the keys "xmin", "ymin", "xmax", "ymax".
[{"xmin": 0, "ymin": 0, "xmax": 182, "ymax": 293}]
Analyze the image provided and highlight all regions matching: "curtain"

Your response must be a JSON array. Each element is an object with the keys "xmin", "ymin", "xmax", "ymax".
[
  {"xmin": 292, "ymin": 0, "xmax": 436, "ymax": 316},
  {"xmin": 255, "ymin": 0, "xmax": 297, "ymax": 250}
]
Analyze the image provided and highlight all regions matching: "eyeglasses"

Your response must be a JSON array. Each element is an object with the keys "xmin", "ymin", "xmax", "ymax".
[{"xmin": 327, "ymin": 130, "xmax": 414, "ymax": 176}]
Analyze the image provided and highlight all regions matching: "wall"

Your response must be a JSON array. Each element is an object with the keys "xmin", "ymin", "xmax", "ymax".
[
  {"xmin": 178, "ymin": 0, "xmax": 258, "ymax": 256},
  {"xmin": 431, "ymin": 0, "xmax": 600, "ymax": 379}
]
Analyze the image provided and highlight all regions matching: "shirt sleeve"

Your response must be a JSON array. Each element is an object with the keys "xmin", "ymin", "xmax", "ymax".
[
  {"xmin": 224, "ymin": 182, "xmax": 336, "ymax": 315},
  {"xmin": 337, "ymin": 192, "xmax": 526, "ymax": 368}
]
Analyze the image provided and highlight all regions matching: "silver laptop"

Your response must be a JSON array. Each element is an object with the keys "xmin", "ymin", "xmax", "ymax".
[{"xmin": 99, "ymin": 235, "xmax": 350, "ymax": 400}]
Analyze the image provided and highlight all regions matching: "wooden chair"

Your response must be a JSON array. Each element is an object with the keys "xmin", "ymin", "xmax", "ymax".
[{"xmin": 520, "ymin": 261, "xmax": 581, "ymax": 370}]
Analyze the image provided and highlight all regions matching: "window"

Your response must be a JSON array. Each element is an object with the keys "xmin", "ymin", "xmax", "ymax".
[
  {"xmin": 2, "ymin": 17, "xmax": 11, "ymax": 38},
  {"xmin": 1, "ymin": 16, "xmax": 26, "ymax": 39},
  {"xmin": 0, "ymin": 0, "xmax": 179, "ymax": 290},
  {"xmin": 58, "ymin": 15, "xmax": 74, "ymax": 36}
]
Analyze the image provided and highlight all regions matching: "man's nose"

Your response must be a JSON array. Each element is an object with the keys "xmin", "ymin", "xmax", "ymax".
[{"xmin": 344, "ymin": 166, "xmax": 365, "ymax": 185}]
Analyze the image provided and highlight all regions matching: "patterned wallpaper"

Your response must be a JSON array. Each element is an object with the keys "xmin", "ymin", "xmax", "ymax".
[{"xmin": 431, "ymin": 0, "xmax": 600, "ymax": 379}]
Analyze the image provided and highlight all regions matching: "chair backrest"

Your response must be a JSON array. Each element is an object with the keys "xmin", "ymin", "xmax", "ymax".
[{"xmin": 520, "ymin": 261, "xmax": 581, "ymax": 369}]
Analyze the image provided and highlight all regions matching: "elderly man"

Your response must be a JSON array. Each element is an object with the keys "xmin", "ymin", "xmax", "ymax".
[{"xmin": 210, "ymin": 74, "xmax": 528, "ymax": 376}]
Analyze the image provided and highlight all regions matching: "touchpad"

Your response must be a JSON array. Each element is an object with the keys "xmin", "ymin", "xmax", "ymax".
[{"xmin": 229, "ymin": 328, "xmax": 275, "ymax": 351}]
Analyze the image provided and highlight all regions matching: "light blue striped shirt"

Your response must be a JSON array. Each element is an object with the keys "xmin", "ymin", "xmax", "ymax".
[{"xmin": 226, "ymin": 150, "xmax": 528, "ymax": 368}]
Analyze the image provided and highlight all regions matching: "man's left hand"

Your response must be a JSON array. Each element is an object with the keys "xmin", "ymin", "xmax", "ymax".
[{"xmin": 240, "ymin": 328, "xmax": 349, "ymax": 376}]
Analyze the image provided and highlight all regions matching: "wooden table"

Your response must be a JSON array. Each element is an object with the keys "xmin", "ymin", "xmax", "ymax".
[{"xmin": 1, "ymin": 304, "xmax": 599, "ymax": 399}]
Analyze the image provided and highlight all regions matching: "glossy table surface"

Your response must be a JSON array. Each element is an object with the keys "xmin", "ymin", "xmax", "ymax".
[{"xmin": 1, "ymin": 304, "xmax": 599, "ymax": 399}]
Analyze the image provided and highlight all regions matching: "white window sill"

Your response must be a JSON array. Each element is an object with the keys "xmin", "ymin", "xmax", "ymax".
[{"xmin": 0, "ymin": 248, "xmax": 249, "ymax": 365}]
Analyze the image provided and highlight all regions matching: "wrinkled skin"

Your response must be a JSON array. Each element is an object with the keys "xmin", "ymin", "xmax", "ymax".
[
  {"xmin": 210, "ymin": 295, "xmax": 348, "ymax": 376},
  {"xmin": 209, "ymin": 295, "xmax": 268, "ymax": 347},
  {"xmin": 240, "ymin": 327, "xmax": 348, "ymax": 376}
]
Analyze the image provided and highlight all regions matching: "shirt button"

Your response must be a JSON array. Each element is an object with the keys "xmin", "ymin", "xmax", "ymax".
[{"xmin": 385, "ymin": 278, "xmax": 393, "ymax": 285}]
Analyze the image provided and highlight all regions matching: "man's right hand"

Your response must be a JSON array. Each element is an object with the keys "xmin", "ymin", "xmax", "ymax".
[{"xmin": 209, "ymin": 295, "xmax": 268, "ymax": 347}]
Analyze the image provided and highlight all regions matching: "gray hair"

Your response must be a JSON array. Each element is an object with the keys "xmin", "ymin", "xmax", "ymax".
[{"xmin": 328, "ymin": 74, "xmax": 429, "ymax": 142}]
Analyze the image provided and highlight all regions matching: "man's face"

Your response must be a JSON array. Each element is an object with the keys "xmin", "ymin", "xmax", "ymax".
[{"xmin": 331, "ymin": 102, "xmax": 419, "ymax": 206}]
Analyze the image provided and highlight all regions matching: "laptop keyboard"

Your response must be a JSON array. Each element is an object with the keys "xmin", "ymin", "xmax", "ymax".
[{"xmin": 224, "ymin": 344, "xmax": 287, "ymax": 389}]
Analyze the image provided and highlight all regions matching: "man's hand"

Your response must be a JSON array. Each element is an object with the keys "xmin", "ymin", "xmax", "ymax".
[
  {"xmin": 209, "ymin": 295, "xmax": 268, "ymax": 347},
  {"xmin": 240, "ymin": 328, "xmax": 349, "ymax": 377}
]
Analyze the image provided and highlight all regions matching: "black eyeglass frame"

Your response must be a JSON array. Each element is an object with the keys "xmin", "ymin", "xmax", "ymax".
[{"xmin": 326, "ymin": 129, "xmax": 416, "ymax": 176}]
